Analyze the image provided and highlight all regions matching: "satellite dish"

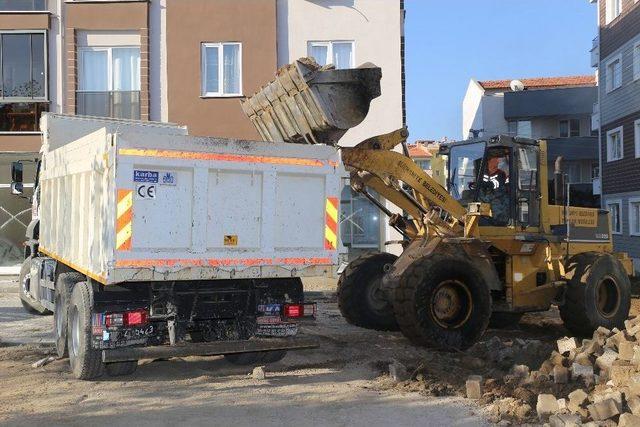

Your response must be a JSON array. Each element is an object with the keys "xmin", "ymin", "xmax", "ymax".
[{"xmin": 510, "ymin": 80, "xmax": 525, "ymax": 92}]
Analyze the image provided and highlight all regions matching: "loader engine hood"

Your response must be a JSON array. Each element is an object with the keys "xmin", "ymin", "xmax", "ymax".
[{"xmin": 241, "ymin": 58, "xmax": 382, "ymax": 146}]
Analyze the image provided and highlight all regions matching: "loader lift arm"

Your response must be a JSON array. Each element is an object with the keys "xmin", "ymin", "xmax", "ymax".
[{"xmin": 341, "ymin": 128, "xmax": 467, "ymax": 239}]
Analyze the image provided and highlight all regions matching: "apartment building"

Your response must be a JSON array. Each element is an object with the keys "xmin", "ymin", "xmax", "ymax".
[
  {"xmin": 462, "ymin": 76, "xmax": 599, "ymax": 190},
  {"xmin": 591, "ymin": 0, "xmax": 640, "ymax": 272},
  {"xmin": 0, "ymin": 0, "xmax": 404, "ymax": 268}
]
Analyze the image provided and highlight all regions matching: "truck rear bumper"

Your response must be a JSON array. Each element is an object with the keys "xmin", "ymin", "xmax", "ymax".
[{"xmin": 101, "ymin": 336, "xmax": 320, "ymax": 363}]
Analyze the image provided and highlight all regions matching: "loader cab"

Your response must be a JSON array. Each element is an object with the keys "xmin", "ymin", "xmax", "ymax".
[{"xmin": 444, "ymin": 135, "xmax": 540, "ymax": 228}]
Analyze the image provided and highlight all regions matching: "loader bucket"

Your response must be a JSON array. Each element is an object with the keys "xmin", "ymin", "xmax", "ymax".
[{"xmin": 241, "ymin": 58, "xmax": 382, "ymax": 146}]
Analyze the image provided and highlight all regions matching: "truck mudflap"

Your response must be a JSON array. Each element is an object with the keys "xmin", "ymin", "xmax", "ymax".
[{"xmin": 101, "ymin": 336, "xmax": 320, "ymax": 363}]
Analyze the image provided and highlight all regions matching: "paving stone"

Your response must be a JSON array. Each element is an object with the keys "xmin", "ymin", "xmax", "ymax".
[
  {"xmin": 610, "ymin": 361, "xmax": 636, "ymax": 386},
  {"xmin": 512, "ymin": 364, "xmax": 530, "ymax": 379},
  {"xmin": 389, "ymin": 360, "xmax": 409, "ymax": 382},
  {"xmin": 252, "ymin": 366, "xmax": 266, "ymax": 380},
  {"xmin": 618, "ymin": 413, "xmax": 640, "ymax": 427},
  {"xmin": 557, "ymin": 337, "xmax": 578, "ymax": 355},
  {"xmin": 627, "ymin": 395, "xmax": 640, "ymax": 416},
  {"xmin": 537, "ymin": 394, "xmax": 559, "ymax": 419},
  {"xmin": 619, "ymin": 341, "xmax": 636, "ymax": 361},
  {"xmin": 572, "ymin": 363, "xmax": 595, "ymax": 381},
  {"xmin": 596, "ymin": 349, "xmax": 619, "ymax": 372},
  {"xmin": 549, "ymin": 413, "xmax": 581, "ymax": 427},
  {"xmin": 466, "ymin": 375, "xmax": 482, "ymax": 399},
  {"xmin": 587, "ymin": 398, "xmax": 621, "ymax": 421},
  {"xmin": 553, "ymin": 365, "xmax": 569, "ymax": 384}
]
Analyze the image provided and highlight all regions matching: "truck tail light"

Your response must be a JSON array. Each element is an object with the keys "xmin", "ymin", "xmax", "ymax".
[
  {"xmin": 105, "ymin": 310, "xmax": 148, "ymax": 327},
  {"xmin": 284, "ymin": 303, "xmax": 316, "ymax": 319},
  {"xmin": 125, "ymin": 310, "xmax": 148, "ymax": 326}
]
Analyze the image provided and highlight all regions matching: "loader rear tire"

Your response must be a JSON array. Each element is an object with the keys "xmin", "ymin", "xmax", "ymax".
[
  {"xmin": 559, "ymin": 253, "xmax": 631, "ymax": 337},
  {"xmin": 337, "ymin": 252, "xmax": 398, "ymax": 331},
  {"xmin": 68, "ymin": 282, "xmax": 104, "ymax": 380},
  {"xmin": 392, "ymin": 254, "xmax": 492, "ymax": 351},
  {"xmin": 54, "ymin": 272, "xmax": 85, "ymax": 358}
]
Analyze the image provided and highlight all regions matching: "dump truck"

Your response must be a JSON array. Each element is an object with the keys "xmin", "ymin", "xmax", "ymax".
[
  {"xmin": 245, "ymin": 58, "xmax": 634, "ymax": 351},
  {"xmin": 11, "ymin": 113, "xmax": 343, "ymax": 379}
]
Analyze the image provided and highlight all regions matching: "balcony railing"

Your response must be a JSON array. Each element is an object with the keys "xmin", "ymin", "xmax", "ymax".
[
  {"xmin": 0, "ymin": 0, "xmax": 47, "ymax": 11},
  {"xmin": 76, "ymin": 91, "xmax": 140, "ymax": 120}
]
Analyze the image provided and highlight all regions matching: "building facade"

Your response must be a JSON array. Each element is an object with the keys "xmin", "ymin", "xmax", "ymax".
[
  {"xmin": 0, "ymin": 0, "xmax": 404, "ymax": 267},
  {"xmin": 462, "ymin": 76, "xmax": 599, "ymax": 188},
  {"xmin": 592, "ymin": 0, "xmax": 640, "ymax": 273}
]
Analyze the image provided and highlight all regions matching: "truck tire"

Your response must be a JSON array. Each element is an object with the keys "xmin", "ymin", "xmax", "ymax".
[
  {"xmin": 337, "ymin": 252, "xmax": 399, "ymax": 331},
  {"xmin": 18, "ymin": 256, "xmax": 50, "ymax": 315},
  {"xmin": 488, "ymin": 312, "xmax": 523, "ymax": 329},
  {"xmin": 67, "ymin": 282, "xmax": 104, "ymax": 379},
  {"xmin": 54, "ymin": 272, "xmax": 85, "ymax": 358},
  {"xmin": 105, "ymin": 361, "xmax": 138, "ymax": 377},
  {"xmin": 560, "ymin": 253, "xmax": 631, "ymax": 337},
  {"xmin": 392, "ymin": 254, "xmax": 492, "ymax": 351}
]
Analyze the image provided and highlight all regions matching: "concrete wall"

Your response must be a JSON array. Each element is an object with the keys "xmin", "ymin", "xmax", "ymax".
[
  {"xmin": 461, "ymin": 80, "xmax": 484, "ymax": 139},
  {"xmin": 276, "ymin": 0, "xmax": 403, "ymax": 147}
]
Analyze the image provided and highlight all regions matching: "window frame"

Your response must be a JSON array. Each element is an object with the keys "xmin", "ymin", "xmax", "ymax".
[
  {"xmin": 0, "ymin": 30, "xmax": 48, "ymax": 103},
  {"xmin": 0, "ymin": 0, "xmax": 47, "ymax": 12},
  {"xmin": 77, "ymin": 45, "xmax": 141, "ymax": 93},
  {"xmin": 607, "ymin": 126, "xmax": 624, "ymax": 162},
  {"xmin": 605, "ymin": 54, "xmax": 623, "ymax": 93},
  {"xmin": 606, "ymin": 199, "xmax": 623, "ymax": 235},
  {"xmin": 307, "ymin": 40, "xmax": 355, "ymax": 69},
  {"xmin": 200, "ymin": 42, "xmax": 243, "ymax": 98},
  {"xmin": 635, "ymin": 119, "xmax": 640, "ymax": 158},
  {"xmin": 559, "ymin": 119, "xmax": 581, "ymax": 138},
  {"xmin": 629, "ymin": 197, "xmax": 640, "ymax": 236},
  {"xmin": 605, "ymin": 0, "xmax": 622, "ymax": 24}
]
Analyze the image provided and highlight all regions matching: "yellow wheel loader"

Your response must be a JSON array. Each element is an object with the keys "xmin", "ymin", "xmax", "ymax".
[{"xmin": 243, "ymin": 59, "xmax": 634, "ymax": 350}]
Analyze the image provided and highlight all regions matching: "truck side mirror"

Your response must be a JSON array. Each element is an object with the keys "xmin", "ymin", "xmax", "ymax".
[{"xmin": 11, "ymin": 161, "xmax": 23, "ymax": 184}]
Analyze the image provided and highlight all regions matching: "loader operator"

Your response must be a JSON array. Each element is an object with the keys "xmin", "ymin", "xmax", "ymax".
[{"xmin": 478, "ymin": 151, "xmax": 511, "ymax": 226}]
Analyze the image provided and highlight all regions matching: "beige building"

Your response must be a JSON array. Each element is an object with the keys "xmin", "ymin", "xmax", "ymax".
[{"xmin": 0, "ymin": 0, "xmax": 404, "ymax": 267}]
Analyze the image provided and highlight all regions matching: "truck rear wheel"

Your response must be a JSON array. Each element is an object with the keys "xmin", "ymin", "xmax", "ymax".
[
  {"xmin": 54, "ymin": 272, "xmax": 85, "ymax": 358},
  {"xmin": 337, "ymin": 252, "xmax": 398, "ymax": 331},
  {"xmin": 392, "ymin": 254, "xmax": 492, "ymax": 351},
  {"xmin": 68, "ymin": 282, "xmax": 104, "ymax": 379},
  {"xmin": 560, "ymin": 253, "xmax": 631, "ymax": 337}
]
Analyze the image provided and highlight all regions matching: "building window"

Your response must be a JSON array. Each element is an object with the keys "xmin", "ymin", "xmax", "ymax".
[
  {"xmin": 606, "ymin": 55, "xmax": 622, "ymax": 92},
  {"xmin": 308, "ymin": 41, "xmax": 354, "ymax": 69},
  {"xmin": 607, "ymin": 200, "xmax": 622, "ymax": 234},
  {"xmin": 0, "ymin": 32, "xmax": 47, "ymax": 132},
  {"xmin": 629, "ymin": 198, "xmax": 640, "ymax": 236},
  {"xmin": 417, "ymin": 159, "xmax": 431, "ymax": 170},
  {"xmin": 607, "ymin": 126, "xmax": 624, "ymax": 161},
  {"xmin": 559, "ymin": 119, "xmax": 580, "ymax": 138},
  {"xmin": 508, "ymin": 120, "xmax": 532, "ymax": 138},
  {"xmin": 201, "ymin": 42, "xmax": 242, "ymax": 97},
  {"xmin": 77, "ymin": 47, "xmax": 141, "ymax": 120},
  {"xmin": 634, "ymin": 41, "xmax": 640, "ymax": 81},
  {"xmin": 605, "ymin": 0, "xmax": 622, "ymax": 24},
  {"xmin": 0, "ymin": 0, "xmax": 46, "ymax": 11}
]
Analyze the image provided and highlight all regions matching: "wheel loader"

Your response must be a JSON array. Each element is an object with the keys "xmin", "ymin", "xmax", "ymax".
[{"xmin": 243, "ymin": 58, "xmax": 634, "ymax": 350}]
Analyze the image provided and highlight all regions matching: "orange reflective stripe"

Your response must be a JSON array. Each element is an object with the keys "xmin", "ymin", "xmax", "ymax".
[
  {"xmin": 115, "ymin": 257, "xmax": 332, "ymax": 269},
  {"xmin": 116, "ymin": 189, "xmax": 133, "ymax": 251},
  {"xmin": 119, "ymin": 148, "xmax": 327, "ymax": 168},
  {"xmin": 325, "ymin": 197, "xmax": 339, "ymax": 250}
]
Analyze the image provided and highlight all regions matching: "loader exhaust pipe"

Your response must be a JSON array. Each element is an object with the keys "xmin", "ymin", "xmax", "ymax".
[{"xmin": 554, "ymin": 156, "xmax": 565, "ymax": 206}]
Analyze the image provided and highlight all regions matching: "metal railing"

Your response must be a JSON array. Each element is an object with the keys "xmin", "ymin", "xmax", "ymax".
[{"xmin": 76, "ymin": 91, "xmax": 141, "ymax": 120}]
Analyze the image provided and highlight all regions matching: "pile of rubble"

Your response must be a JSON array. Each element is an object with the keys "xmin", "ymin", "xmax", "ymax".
[{"xmin": 467, "ymin": 316, "xmax": 640, "ymax": 425}]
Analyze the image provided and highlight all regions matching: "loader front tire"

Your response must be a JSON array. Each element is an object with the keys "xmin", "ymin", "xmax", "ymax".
[
  {"xmin": 337, "ymin": 252, "xmax": 399, "ymax": 331},
  {"xmin": 559, "ymin": 253, "xmax": 631, "ymax": 337},
  {"xmin": 392, "ymin": 254, "xmax": 492, "ymax": 351},
  {"xmin": 68, "ymin": 282, "xmax": 104, "ymax": 380}
]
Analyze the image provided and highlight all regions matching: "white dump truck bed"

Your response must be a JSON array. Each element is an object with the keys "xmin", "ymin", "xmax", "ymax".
[{"xmin": 38, "ymin": 115, "xmax": 341, "ymax": 285}]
